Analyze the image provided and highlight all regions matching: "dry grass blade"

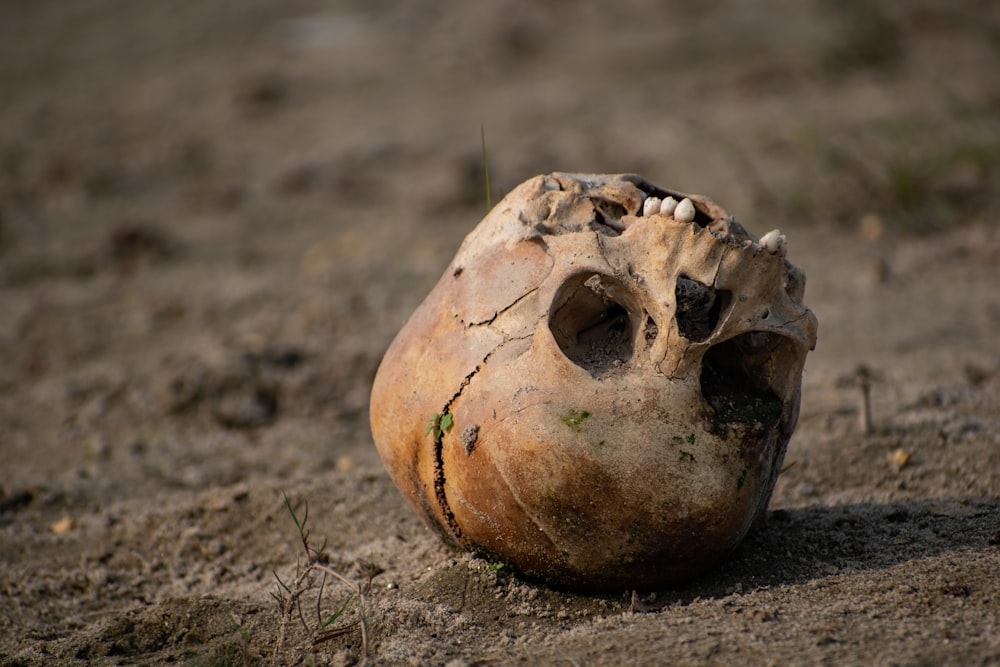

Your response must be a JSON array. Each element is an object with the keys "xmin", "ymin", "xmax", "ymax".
[{"xmin": 271, "ymin": 492, "xmax": 375, "ymax": 662}]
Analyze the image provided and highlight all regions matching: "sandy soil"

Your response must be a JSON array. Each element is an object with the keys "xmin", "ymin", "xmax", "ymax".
[{"xmin": 2, "ymin": 1, "xmax": 999, "ymax": 664}]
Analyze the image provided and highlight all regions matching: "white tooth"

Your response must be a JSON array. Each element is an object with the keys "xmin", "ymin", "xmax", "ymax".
[
  {"xmin": 642, "ymin": 196, "xmax": 662, "ymax": 217},
  {"xmin": 759, "ymin": 229, "xmax": 780, "ymax": 248},
  {"xmin": 659, "ymin": 196, "xmax": 678, "ymax": 216},
  {"xmin": 674, "ymin": 198, "xmax": 696, "ymax": 223},
  {"xmin": 759, "ymin": 229, "xmax": 787, "ymax": 256}
]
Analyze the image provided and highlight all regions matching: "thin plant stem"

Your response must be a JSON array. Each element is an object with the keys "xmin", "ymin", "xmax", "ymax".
[{"xmin": 481, "ymin": 125, "xmax": 492, "ymax": 213}]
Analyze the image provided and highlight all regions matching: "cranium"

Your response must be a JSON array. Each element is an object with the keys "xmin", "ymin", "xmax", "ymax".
[{"xmin": 370, "ymin": 173, "xmax": 818, "ymax": 590}]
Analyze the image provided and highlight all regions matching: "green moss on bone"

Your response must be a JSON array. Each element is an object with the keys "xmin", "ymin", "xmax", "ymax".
[{"xmin": 560, "ymin": 408, "xmax": 591, "ymax": 431}]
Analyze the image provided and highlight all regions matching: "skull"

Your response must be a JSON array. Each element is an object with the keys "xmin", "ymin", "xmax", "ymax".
[{"xmin": 370, "ymin": 173, "xmax": 818, "ymax": 590}]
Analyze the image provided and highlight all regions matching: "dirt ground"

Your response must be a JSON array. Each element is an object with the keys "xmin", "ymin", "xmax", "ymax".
[{"xmin": 2, "ymin": 1, "xmax": 999, "ymax": 665}]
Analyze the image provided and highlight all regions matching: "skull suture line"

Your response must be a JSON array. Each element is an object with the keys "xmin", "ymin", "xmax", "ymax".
[{"xmin": 370, "ymin": 173, "xmax": 818, "ymax": 590}]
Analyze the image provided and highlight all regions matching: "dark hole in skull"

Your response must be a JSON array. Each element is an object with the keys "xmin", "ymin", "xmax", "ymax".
[
  {"xmin": 700, "ymin": 332, "xmax": 788, "ymax": 428},
  {"xmin": 675, "ymin": 275, "xmax": 729, "ymax": 342},
  {"xmin": 593, "ymin": 198, "xmax": 628, "ymax": 235},
  {"xmin": 643, "ymin": 318, "xmax": 659, "ymax": 345},
  {"xmin": 550, "ymin": 273, "xmax": 642, "ymax": 377}
]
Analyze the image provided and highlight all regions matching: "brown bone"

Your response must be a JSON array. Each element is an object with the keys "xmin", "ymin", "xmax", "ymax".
[{"xmin": 370, "ymin": 173, "xmax": 818, "ymax": 590}]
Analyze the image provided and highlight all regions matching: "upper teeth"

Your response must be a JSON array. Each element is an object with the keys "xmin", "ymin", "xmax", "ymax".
[
  {"xmin": 759, "ymin": 229, "xmax": 787, "ymax": 257},
  {"xmin": 638, "ymin": 195, "xmax": 694, "ymax": 223},
  {"xmin": 673, "ymin": 198, "xmax": 696, "ymax": 223},
  {"xmin": 659, "ymin": 196, "xmax": 678, "ymax": 216},
  {"xmin": 642, "ymin": 196, "xmax": 662, "ymax": 217}
]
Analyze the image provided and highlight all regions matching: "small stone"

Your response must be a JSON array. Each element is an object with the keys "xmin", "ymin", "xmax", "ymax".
[
  {"xmin": 858, "ymin": 213, "xmax": 885, "ymax": 242},
  {"xmin": 461, "ymin": 424, "xmax": 480, "ymax": 454},
  {"xmin": 50, "ymin": 515, "xmax": 75, "ymax": 534},
  {"xmin": 890, "ymin": 448, "xmax": 911, "ymax": 470}
]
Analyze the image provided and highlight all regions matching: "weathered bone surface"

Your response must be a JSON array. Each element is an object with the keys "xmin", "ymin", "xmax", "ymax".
[{"xmin": 370, "ymin": 173, "xmax": 818, "ymax": 590}]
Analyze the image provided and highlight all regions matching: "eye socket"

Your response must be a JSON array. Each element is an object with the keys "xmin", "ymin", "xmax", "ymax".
[{"xmin": 549, "ymin": 274, "xmax": 639, "ymax": 377}]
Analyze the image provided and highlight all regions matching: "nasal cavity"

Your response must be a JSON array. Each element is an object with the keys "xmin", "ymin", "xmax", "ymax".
[
  {"xmin": 700, "ymin": 332, "xmax": 787, "ymax": 427},
  {"xmin": 675, "ymin": 275, "xmax": 728, "ymax": 342},
  {"xmin": 549, "ymin": 274, "xmax": 637, "ymax": 377}
]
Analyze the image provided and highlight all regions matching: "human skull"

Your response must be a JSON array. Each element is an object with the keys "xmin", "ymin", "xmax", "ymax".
[{"xmin": 370, "ymin": 173, "xmax": 818, "ymax": 590}]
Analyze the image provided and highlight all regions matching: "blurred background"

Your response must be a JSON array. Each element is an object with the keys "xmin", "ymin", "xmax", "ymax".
[
  {"xmin": 2, "ymin": 2, "xmax": 1000, "ymax": 662},
  {"xmin": 4, "ymin": 1, "xmax": 998, "ymax": 236}
]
